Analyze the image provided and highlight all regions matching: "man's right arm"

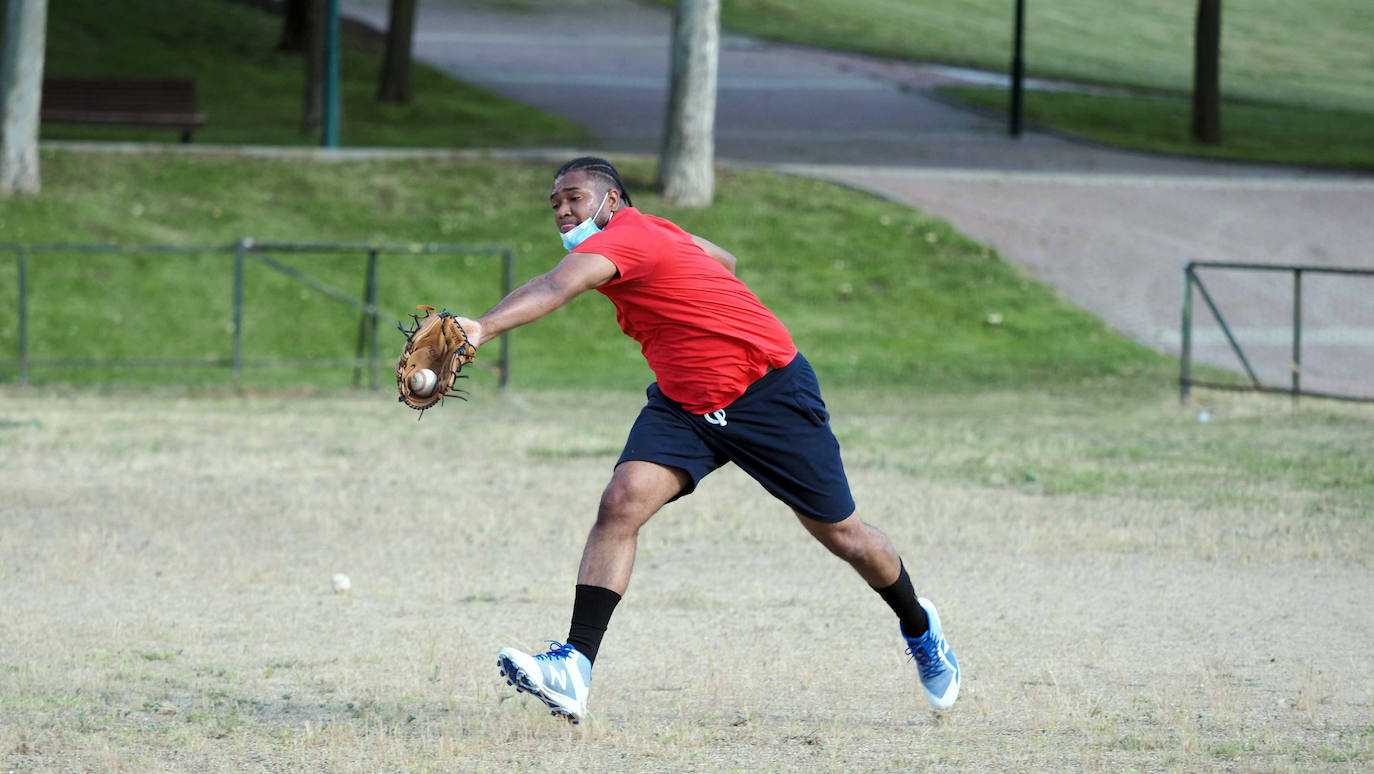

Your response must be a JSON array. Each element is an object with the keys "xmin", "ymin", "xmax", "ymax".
[{"xmin": 458, "ymin": 251, "xmax": 618, "ymax": 348}]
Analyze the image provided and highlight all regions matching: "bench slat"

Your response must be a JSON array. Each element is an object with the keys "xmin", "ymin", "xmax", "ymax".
[
  {"xmin": 41, "ymin": 110, "xmax": 208, "ymax": 128},
  {"xmin": 41, "ymin": 78, "xmax": 207, "ymax": 140}
]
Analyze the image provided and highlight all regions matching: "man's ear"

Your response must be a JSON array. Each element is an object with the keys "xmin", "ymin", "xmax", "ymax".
[{"xmin": 606, "ymin": 188, "xmax": 622, "ymax": 212}]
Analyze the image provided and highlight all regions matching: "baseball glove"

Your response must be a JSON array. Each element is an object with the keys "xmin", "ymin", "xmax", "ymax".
[{"xmin": 395, "ymin": 305, "xmax": 477, "ymax": 412}]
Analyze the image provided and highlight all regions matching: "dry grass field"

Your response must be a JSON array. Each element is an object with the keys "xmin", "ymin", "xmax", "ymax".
[{"xmin": 2, "ymin": 386, "xmax": 1371, "ymax": 773}]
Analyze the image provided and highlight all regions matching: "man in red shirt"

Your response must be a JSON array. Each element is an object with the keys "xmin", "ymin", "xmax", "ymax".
[{"xmin": 455, "ymin": 158, "xmax": 958, "ymax": 723}]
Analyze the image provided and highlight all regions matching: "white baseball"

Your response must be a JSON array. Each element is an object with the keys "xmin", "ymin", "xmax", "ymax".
[
  {"xmin": 331, "ymin": 572, "xmax": 351, "ymax": 593},
  {"xmin": 409, "ymin": 368, "xmax": 438, "ymax": 397}
]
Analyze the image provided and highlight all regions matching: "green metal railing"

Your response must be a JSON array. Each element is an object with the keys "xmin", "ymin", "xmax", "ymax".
[
  {"xmin": 1180, "ymin": 261, "xmax": 1373, "ymax": 403},
  {"xmin": 3, "ymin": 239, "xmax": 514, "ymax": 388}
]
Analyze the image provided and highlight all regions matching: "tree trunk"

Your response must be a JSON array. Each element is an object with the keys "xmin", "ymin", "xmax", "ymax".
[
  {"xmin": 658, "ymin": 0, "xmax": 719, "ymax": 208},
  {"xmin": 1191, "ymin": 0, "xmax": 1222, "ymax": 144},
  {"xmin": 277, "ymin": 0, "xmax": 309, "ymax": 53},
  {"xmin": 301, "ymin": 0, "xmax": 324, "ymax": 135},
  {"xmin": 377, "ymin": 0, "xmax": 416, "ymax": 103},
  {"xmin": 1, "ymin": 0, "xmax": 47, "ymax": 196}
]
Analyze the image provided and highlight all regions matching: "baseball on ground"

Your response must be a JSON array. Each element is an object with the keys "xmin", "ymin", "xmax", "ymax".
[{"xmin": 331, "ymin": 573, "xmax": 351, "ymax": 593}]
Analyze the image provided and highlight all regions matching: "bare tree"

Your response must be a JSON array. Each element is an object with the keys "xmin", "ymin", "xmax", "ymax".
[
  {"xmin": 1, "ymin": 0, "xmax": 47, "ymax": 196},
  {"xmin": 278, "ymin": 0, "xmax": 309, "ymax": 53},
  {"xmin": 1191, "ymin": 0, "xmax": 1222, "ymax": 144},
  {"xmin": 658, "ymin": 0, "xmax": 719, "ymax": 208},
  {"xmin": 378, "ymin": 0, "xmax": 417, "ymax": 104},
  {"xmin": 301, "ymin": 0, "xmax": 324, "ymax": 135}
]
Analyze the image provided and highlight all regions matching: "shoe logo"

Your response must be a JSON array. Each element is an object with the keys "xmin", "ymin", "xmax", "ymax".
[
  {"xmin": 703, "ymin": 409, "xmax": 727, "ymax": 427},
  {"xmin": 544, "ymin": 665, "xmax": 570, "ymax": 694}
]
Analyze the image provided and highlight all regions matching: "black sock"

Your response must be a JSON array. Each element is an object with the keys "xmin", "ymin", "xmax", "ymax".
[
  {"xmin": 874, "ymin": 561, "xmax": 929, "ymax": 638},
  {"xmin": 566, "ymin": 584, "xmax": 622, "ymax": 665}
]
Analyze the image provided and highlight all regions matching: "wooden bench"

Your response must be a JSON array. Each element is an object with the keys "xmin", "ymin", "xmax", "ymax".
[{"xmin": 41, "ymin": 78, "xmax": 207, "ymax": 143}]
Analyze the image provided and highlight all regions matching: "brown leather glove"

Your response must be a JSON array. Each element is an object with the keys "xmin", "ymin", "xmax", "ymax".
[{"xmin": 395, "ymin": 305, "xmax": 476, "ymax": 412}]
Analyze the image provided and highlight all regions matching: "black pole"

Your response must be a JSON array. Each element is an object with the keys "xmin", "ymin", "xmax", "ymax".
[
  {"xmin": 353, "ymin": 249, "xmax": 379, "ymax": 388},
  {"xmin": 1181, "ymin": 263, "xmax": 1194, "ymax": 403},
  {"xmin": 499, "ymin": 249, "xmax": 513, "ymax": 389},
  {"xmin": 1009, "ymin": 0, "xmax": 1026, "ymax": 137},
  {"xmin": 366, "ymin": 249, "xmax": 380, "ymax": 390},
  {"xmin": 232, "ymin": 239, "xmax": 246, "ymax": 383},
  {"xmin": 322, "ymin": 0, "xmax": 341, "ymax": 147},
  {"xmin": 17, "ymin": 250, "xmax": 28, "ymax": 385},
  {"xmin": 1292, "ymin": 268, "xmax": 1302, "ymax": 402}
]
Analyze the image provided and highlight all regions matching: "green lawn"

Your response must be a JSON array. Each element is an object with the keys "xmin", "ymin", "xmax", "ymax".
[
  {"xmin": 0, "ymin": 151, "xmax": 1173, "ymax": 393},
  {"xmin": 944, "ymin": 87, "xmax": 1374, "ymax": 170},
  {"xmin": 650, "ymin": 0, "xmax": 1374, "ymax": 168},
  {"xmin": 33, "ymin": 0, "xmax": 585, "ymax": 147},
  {"xmin": 666, "ymin": 0, "xmax": 1374, "ymax": 114}
]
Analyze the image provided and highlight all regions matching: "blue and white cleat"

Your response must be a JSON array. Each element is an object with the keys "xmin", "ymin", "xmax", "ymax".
[
  {"xmin": 903, "ymin": 598, "xmax": 960, "ymax": 710},
  {"xmin": 497, "ymin": 641, "xmax": 592, "ymax": 724}
]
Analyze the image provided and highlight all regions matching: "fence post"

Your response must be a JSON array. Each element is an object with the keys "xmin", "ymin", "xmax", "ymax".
[
  {"xmin": 17, "ymin": 249, "xmax": 28, "ymax": 385},
  {"xmin": 232, "ymin": 238, "xmax": 247, "ymax": 383},
  {"xmin": 1191, "ymin": 269, "xmax": 1262, "ymax": 388},
  {"xmin": 1292, "ymin": 268, "xmax": 1302, "ymax": 403},
  {"xmin": 499, "ymin": 249, "xmax": 513, "ymax": 389},
  {"xmin": 352, "ymin": 249, "xmax": 381, "ymax": 388},
  {"xmin": 366, "ymin": 249, "xmax": 380, "ymax": 389},
  {"xmin": 1180, "ymin": 263, "xmax": 1193, "ymax": 403}
]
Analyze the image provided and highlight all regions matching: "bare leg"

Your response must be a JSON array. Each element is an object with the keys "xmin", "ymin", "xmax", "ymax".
[
  {"xmin": 795, "ymin": 510, "xmax": 902, "ymax": 587},
  {"xmin": 577, "ymin": 460, "xmax": 693, "ymax": 594},
  {"xmin": 798, "ymin": 511, "xmax": 961, "ymax": 710}
]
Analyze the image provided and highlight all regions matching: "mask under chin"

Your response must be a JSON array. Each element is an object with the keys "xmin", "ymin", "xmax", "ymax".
[{"xmin": 560, "ymin": 192, "xmax": 611, "ymax": 250}]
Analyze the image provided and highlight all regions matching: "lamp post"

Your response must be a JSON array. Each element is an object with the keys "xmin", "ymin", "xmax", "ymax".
[
  {"xmin": 1009, "ymin": 0, "xmax": 1026, "ymax": 137},
  {"xmin": 322, "ymin": 0, "xmax": 341, "ymax": 147}
]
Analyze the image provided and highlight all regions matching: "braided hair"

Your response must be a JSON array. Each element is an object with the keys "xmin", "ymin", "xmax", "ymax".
[{"xmin": 554, "ymin": 156, "xmax": 633, "ymax": 207}]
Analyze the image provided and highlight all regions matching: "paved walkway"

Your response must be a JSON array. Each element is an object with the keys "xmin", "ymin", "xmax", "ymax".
[
  {"xmin": 344, "ymin": 0, "xmax": 1374, "ymax": 397},
  {"xmin": 793, "ymin": 167, "xmax": 1374, "ymax": 398}
]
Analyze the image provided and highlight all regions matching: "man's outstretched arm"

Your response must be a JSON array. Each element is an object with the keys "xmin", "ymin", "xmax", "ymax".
[{"xmin": 459, "ymin": 252, "xmax": 618, "ymax": 348}]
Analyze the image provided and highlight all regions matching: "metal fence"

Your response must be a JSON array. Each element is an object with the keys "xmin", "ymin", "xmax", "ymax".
[
  {"xmin": 2, "ymin": 239, "xmax": 514, "ymax": 388},
  {"xmin": 1180, "ymin": 261, "xmax": 1374, "ymax": 403}
]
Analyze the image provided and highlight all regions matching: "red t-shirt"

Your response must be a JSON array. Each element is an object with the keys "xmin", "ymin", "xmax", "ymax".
[{"xmin": 572, "ymin": 207, "xmax": 797, "ymax": 413}]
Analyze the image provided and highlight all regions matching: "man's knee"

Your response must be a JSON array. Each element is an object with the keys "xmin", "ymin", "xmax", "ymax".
[
  {"xmin": 597, "ymin": 479, "xmax": 644, "ymax": 524},
  {"xmin": 805, "ymin": 514, "xmax": 873, "ymax": 563},
  {"xmin": 823, "ymin": 532, "xmax": 870, "ymax": 564},
  {"xmin": 596, "ymin": 461, "xmax": 690, "ymax": 534},
  {"xmin": 598, "ymin": 474, "xmax": 664, "ymax": 527}
]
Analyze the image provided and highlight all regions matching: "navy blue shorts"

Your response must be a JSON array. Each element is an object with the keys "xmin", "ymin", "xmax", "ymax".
[{"xmin": 616, "ymin": 352, "xmax": 856, "ymax": 522}]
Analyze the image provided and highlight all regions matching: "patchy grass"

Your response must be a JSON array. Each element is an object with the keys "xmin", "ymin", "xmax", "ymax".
[
  {"xmin": 0, "ymin": 388, "xmax": 1370, "ymax": 771},
  {"xmin": 836, "ymin": 388, "xmax": 1374, "ymax": 518}
]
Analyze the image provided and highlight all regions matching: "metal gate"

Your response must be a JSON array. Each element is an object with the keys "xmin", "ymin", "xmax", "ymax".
[
  {"xmin": 1180, "ymin": 261, "xmax": 1374, "ymax": 402},
  {"xmin": 2, "ymin": 239, "xmax": 515, "ymax": 388}
]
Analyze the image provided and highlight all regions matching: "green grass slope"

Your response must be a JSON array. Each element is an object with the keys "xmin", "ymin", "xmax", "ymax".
[
  {"xmin": 945, "ymin": 88, "xmax": 1374, "ymax": 170},
  {"xmin": 33, "ymin": 0, "xmax": 586, "ymax": 147},
  {"xmin": 645, "ymin": 0, "xmax": 1374, "ymax": 168},
  {"xmin": 0, "ymin": 152, "xmax": 1172, "ymax": 393},
  {"xmin": 664, "ymin": 0, "xmax": 1374, "ymax": 113}
]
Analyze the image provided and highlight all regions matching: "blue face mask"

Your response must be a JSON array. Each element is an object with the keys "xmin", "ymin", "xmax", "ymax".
[{"xmin": 560, "ymin": 191, "xmax": 611, "ymax": 251}]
